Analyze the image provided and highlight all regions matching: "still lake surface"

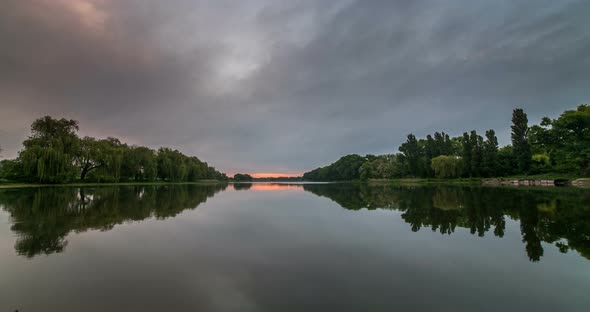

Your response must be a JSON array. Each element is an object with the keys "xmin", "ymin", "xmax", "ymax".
[{"xmin": 0, "ymin": 183, "xmax": 589, "ymax": 311}]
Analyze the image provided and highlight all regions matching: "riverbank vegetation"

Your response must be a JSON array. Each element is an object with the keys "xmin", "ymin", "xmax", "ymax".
[
  {"xmin": 303, "ymin": 105, "xmax": 589, "ymax": 181},
  {"xmin": 232, "ymin": 173, "xmax": 254, "ymax": 182},
  {"xmin": 0, "ymin": 116, "xmax": 227, "ymax": 184}
]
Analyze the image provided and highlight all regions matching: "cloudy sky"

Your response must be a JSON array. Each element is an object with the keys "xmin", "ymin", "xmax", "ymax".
[{"xmin": 1, "ymin": 0, "xmax": 588, "ymax": 176}]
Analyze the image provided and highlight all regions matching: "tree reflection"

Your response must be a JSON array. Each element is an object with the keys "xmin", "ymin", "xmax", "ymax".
[
  {"xmin": 232, "ymin": 183, "xmax": 253, "ymax": 191},
  {"xmin": 0, "ymin": 184, "xmax": 227, "ymax": 258},
  {"xmin": 1, "ymin": 183, "xmax": 588, "ymax": 262},
  {"xmin": 303, "ymin": 184, "xmax": 590, "ymax": 262}
]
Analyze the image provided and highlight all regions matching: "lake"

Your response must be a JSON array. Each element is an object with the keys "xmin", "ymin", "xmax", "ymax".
[{"xmin": 0, "ymin": 183, "xmax": 589, "ymax": 311}]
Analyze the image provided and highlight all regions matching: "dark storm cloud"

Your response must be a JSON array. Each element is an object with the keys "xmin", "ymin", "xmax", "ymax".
[{"xmin": 1, "ymin": 0, "xmax": 589, "ymax": 174}]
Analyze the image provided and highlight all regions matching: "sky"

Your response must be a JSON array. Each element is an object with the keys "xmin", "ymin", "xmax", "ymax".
[{"xmin": 0, "ymin": 0, "xmax": 589, "ymax": 176}]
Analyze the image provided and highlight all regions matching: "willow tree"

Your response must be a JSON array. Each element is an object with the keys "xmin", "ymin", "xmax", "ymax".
[
  {"xmin": 431, "ymin": 155, "xmax": 462, "ymax": 178},
  {"xmin": 157, "ymin": 148, "xmax": 188, "ymax": 181},
  {"xmin": 19, "ymin": 116, "xmax": 80, "ymax": 183},
  {"xmin": 122, "ymin": 146, "xmax": 158, "ymax": 181},
  {"xmin": 76, "ymin": 137, "xmax": 104, "ymax": 181}
]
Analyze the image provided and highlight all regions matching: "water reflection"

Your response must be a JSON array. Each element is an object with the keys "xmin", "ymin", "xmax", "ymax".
[
  {"xmin": 230, "ymin": 182, "xmax": 305, "ymax": 191},
  {"xmin": 232, "ymin": 183, "xmax": 253, "ymax": 191},
  {"xmin": 0, "ymin": 184, "xmax": 227, "ymax": 258},
  {"xmin": 303, "ymin": 184, "xmax": 590, "ymax": 262},
  {"xmin": 0, "ymin": 183, "xmax": 588, "ymax": 262}
]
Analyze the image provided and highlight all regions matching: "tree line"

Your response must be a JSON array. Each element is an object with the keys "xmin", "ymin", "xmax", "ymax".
[
  {"xmin": 303, "ymin": 105, "xmax": 589, "ymax": 181},
  {"xmin": 0, "ymin": 116, "xmax": 228, "ymax": 183}
]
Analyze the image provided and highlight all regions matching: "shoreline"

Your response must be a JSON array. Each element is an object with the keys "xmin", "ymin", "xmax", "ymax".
[
  {"xmin": 0, "ymin": 180, "xmax": 227, "ymax": 189},
  {"xmin": 1, "ymin": 178, "xmax": 588, "ymax": 189}
]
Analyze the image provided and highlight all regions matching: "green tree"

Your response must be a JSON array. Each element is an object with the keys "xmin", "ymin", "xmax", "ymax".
[
  {"xmin": 461, "ymin": 132, "xmax": 472, "ymax": 177},
  {"xmin": 84, "ymin": 138, "xmax": 125, "ymax": 182},
  {"xmin": 399, "ymin": 134, "xmax": 423, "ymax": 177},
  {"xmin": 423, "ymin": 135, "xmax": 436, "ymax": 177},
  {"xmin": 529, "ymin": 117, "xmax": 554, "ymax": 155},
  {"xmin": 531, "ymin": 153, "xmax": 551, "ymax": 173},
  {"xmin": 434, "ymin": 132, "xmax": 453, "ymax": 156},
  {"xmin": 469, "ymin": 130, "xmax": 483, "ymax": 177},
  {"xmin": 359, "ymin": 161, "xmax": 373, "ymax": 181},
  {"xmin": 497, "ymin": 146, "xmax": 516, "ymax": 176},
  {"xmin": 233, "ymin": 173, "xmax": 253, "ymax": 181},
  {"xmin": 122, "ymin": 146, "xmax": 158, "ymax": 181},
  {"xmin": 76, "ymin": 137, "xmax": 106, "ymax": 180},
  {"xmin": 0, "ymin": 159, "xmax": 22, "ymax": 181},
  {"xmin": 431, "ymin": 155, "xmax": 462, "ymax": 178},
  {"xmin": 482, "ymin": 130, "xmax": 499, "ymax": 177},
  {"xmin": 18, "ymin": 116, "xmax": 80, "ymax": 183},
  {"xmin": 207, "ymin": 166, "xmax": 227, "ymax": 180},
  {"xmin": 530, "ymin": 105, "xmax": 589, "ymax": 175},
  {"xmin": 185, "ymin": 156, "xmax": 208, "ymax": 182},
  {"xmin": 511, "ymin": 108, "xmax": 532, "ymax": 173},
  {"xmin": 303, "ymin": 154, "xmax": 368, "ymax": 181},
  {"xmin": 157, "ymin": 148, "xmax": 188, "ymax": 182},
  {"xmin": 373, "ymin": 154, "xmax": 403, "ymax": 179}
]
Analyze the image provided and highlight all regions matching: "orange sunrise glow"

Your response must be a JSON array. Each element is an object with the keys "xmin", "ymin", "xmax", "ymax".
[{"xmin": 250, "ymin": 173, "xmax": 302, "ymax": 178}]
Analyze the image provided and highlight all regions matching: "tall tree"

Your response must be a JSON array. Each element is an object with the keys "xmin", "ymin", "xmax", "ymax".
[
  {"xmin": 433, "ymin": 132, "xmax": 444, "ymax": 155},
  {"xmin": 483, "ymin": 130, "xmax": 499, "ymax": 177},
  {"xmin": 470, "ymin": 130, "xmax": 483, "ymax": 177},
  {"xmin": 511, "ymin": 109, "xmax": 532, "ymax": 173},
  {"xmin": 399, "ymin": 134, "xmax": 423, "ymax": 177},
  {"xmin": 433, "ymin": 132, "xmax": 453, "ymax": 156},
  {"xmin": 424, "ymin": 134, "xmax": 436, "ymax": 177},
  {"xmin": 461, "ymin": 132, "xmax": 472, "ymax": 177}
]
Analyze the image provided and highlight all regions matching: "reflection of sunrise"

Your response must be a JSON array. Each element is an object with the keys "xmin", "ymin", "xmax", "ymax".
[{"xmin": 251, "ymin": 183, "xmax": 302, "ymax": 191}]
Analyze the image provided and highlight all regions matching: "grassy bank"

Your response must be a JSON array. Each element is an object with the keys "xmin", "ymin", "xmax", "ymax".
[
  {"xmin": 366, "ymin": 177, "xmax": 590, "ymax": 189},
  {"xmin": 501, "ymin": 173, "xmax": 585, "ymax": 180},
  {"xmin": 368, "ymin": 178, "xmax": 483, "ymax": 186},
  {"xmin": 0, "ymin": 180, "xmax": 226, "ymax": 189}
]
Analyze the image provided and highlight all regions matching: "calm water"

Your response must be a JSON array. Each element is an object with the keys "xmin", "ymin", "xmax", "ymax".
[{"xmin": 0, "ymin": 183, "xmax": 589, "ymax": 311}]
